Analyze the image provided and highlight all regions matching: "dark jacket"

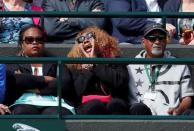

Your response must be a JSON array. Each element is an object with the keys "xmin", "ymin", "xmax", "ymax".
[
  {"xmin": 5, "ymin": 63, "xmax": 75, "ymax": 106},
  {"xmin": 71, "ymin": 64, "xmax": 129, "ymax": 106},
  {"xmin": 106, "ymin": 0, "xmax": 168, "ymax": 44},
  {"xmin": 163, "ymin": 0, "xmax": 181, "ymax": 37},
  {"xmin": 43, "ymin": 0, "xmax": 105, "ymax": 44},
  {"xmin": 4, "ymin": 63, "xmax": 56, "ymax": 105}
]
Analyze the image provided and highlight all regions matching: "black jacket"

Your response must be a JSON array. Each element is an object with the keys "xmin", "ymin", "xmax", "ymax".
[
  {"xmin": 5, "ymin": 63, "xmax": 75, "ymax": 106},
  {"xmin": 43, "ymin": 0, "xmax": 105, "ymax": 44},
  {"xmin": 71, "ymin": 64, "xmax": 129, "ymax": 106},
  {"xmin": 106, "ymin": 0, "xmax": 168, "ymax": 44}
]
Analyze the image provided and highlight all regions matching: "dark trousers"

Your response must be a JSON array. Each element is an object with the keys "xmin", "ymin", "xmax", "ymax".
[
  {"xmin": 129, "ymin": 103, "xmax": 152, "ymax": 115},
  {"xmin": 182, "ymin": 109, "xmax": 194, "ymax": 115},
  {"xmin": 11, "ymin": 104, "xmax": 73, "ymax": 115},
  {"xmin": 77, "ymin": 98, "xmax": 129, "ymax": 115}
]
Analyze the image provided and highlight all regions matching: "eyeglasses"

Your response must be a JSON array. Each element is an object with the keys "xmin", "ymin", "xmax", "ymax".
[
  {"xmin": 145, "ymin": 35, "xmax": 166, "ymax": 42},
  {"xmin": 76, "ymin": 32, "xmax": 95, "ymax": 43},
  {"xmin": 23, "ymin": 36, "xmax": 44, "ymax": 44}
]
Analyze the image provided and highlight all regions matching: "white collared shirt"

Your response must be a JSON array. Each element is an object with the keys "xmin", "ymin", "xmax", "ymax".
[{"xmin": 31, "ymin": 66, "xmax": 43, "ymax": 76}]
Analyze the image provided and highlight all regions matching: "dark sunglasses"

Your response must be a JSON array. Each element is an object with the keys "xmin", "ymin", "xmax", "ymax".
[
  {"xmin": 145, "ymin": 35, "xmax": 166, "ymax": 42},
  {"xmin": 23, "ymin": 36, "xmax": 44, "ymax": 44},
  {"xmin": 76, "ymin": 32, "xmax": 95, "ymax": 43}
]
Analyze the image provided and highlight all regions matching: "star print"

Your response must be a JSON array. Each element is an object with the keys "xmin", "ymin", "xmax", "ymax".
[
  {"xmin": 136, "ymin": 92, "xmax": 142, "ymax": 97},
  {"xmin": 136, "ymin": 79, "xmax": 143, "ymax": 87},
  {"xmin": 135, "ymin": 67, "xmax": 143, "ymax": 74}
]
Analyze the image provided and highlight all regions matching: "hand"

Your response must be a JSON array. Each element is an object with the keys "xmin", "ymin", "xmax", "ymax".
[
  {"xmin": 0, "ymin": 104, "xmax": 11, "ymax": 115},
  {"xmin": 166, "ymin": 23, "xmax": 176, "ymax": 37},
  {"xmin": 81, "ymin": 64, "xmax": 94, "ymax": 70},
  {"xmin": 26, "ymin": 88, "xmax": 41, "ymax": 94},
  {"xmin": 188, "ymin": 39, "xmax": 194, "ymax": 45},
  {"xmin": 92, "ymin": 8, "xmax": 102, "ymax": 12},
  {"xmin": 79, "ymin": 39, "xmax": 95, "ymax": 69},
  {"xmin": 14, "ymin": 69, "xmax": 22, "ymax": 74},
  {"xmin": 44, "ymin": 76, "xmax": 56, "ymax": 83},
  {"xmin": 180, "ymin": 32, "xmax": 194, "ymax": 45},
  {"xmin": 168, "ymin": 108, "xmax": 182, "ymax": 115},
  {"xmin": 59, "ymin": 17, "xmax": 68, "ymax": 22},
  {"xmin": 79, "ymin": 41, "xmax": 96, "ymax": 58}
]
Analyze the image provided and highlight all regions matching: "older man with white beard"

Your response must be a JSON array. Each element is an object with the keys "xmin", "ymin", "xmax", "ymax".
[{"xmin": 127, "ymin": 23, "xmax": 194, "ymax": 115}]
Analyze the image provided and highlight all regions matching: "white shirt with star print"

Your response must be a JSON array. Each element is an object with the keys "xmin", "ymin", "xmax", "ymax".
[{"xmin": 127, "ymin": 50, "xmax": 194, "ymax": 115}]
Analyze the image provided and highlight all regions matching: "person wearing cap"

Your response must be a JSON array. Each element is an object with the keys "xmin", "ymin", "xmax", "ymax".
[{"xmin": 127, "ymin": 23, "xmax": 194, "ymax": 115}]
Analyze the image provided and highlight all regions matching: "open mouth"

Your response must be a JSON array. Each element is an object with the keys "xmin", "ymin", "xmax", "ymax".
[{"xmin": 83, "ymin": 44, "xmax": 93, "ymax": 53}]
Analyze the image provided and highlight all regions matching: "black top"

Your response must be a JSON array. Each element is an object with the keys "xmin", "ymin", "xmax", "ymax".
[
  {"xmin": 71, "ymin": 64, "xmax": 129, "ymax": 106},
  {"xmin": 5, "ymin": 63, "xmax": 75, "ymax": 106}
]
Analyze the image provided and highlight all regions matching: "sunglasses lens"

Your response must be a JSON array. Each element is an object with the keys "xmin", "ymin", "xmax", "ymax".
[
  {"xmin": 25, "ymin": 37, "xmax": 34, "ymax": 44},
  {"xmin": 24, "ymin": 37, "xmax": 44, "ymax": 44},
  {"xmin": 146, "ymin": 35, "xmax": 166, "ymax": 42},
  {"xmin": 158, "ymin": 35, "xmax": 166, "ymax": 40},
  {"xmin": 146, "ymin": 36, "xmax": 156, "ymax": 42},
  {"xmin": 36, "ymin": 37, "xmax": 44, "ymax": 43},
  {"xmin": 77, "ymin": 36, "xmax": 85, "ymax": 43},
  {"xmin": 86, "ymin": 32, "xmax": 94, "ymax": 39},
  {"xmin": 77, "ymin": 32, "xmax": 95, "ymax": 43}
]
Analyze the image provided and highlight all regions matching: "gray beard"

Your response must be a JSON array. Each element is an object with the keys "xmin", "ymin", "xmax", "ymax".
[{"xmin": 151, "ymin": 44, "xmax": 163, "ymax": 56}]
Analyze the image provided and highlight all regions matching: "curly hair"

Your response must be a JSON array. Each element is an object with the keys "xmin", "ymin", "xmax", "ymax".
[{"xmin": 67, "ymin": 26, "xmax": 120, "ymax": 69}]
